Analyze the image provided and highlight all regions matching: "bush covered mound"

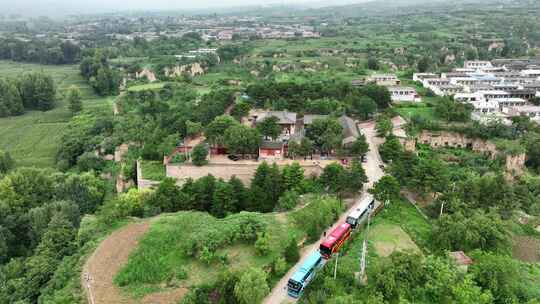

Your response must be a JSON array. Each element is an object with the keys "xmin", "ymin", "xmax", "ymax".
[
  {"xmin": 114, "ymin": 211, "xmax": 287, "ymax": 295},
  {"xmin": 114, "ymin": 194, "xmax": 345, "ymax": 298}
]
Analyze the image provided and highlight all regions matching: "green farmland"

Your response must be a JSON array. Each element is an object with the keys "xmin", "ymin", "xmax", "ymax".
[{"xmin": 0, "ymin": 61, "xmax": 113, "ymax": 168}]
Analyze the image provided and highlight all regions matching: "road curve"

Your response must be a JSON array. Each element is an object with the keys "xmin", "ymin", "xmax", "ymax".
[{"xmin": 263, "ymin": 121, "xmax": 385, "ymax": 304}]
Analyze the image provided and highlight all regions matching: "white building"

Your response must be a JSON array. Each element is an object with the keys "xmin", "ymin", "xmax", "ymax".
[
  {"xmin": 387, "ymin": 86, "xmax": 422, "ymax": 102},
  {"xmin": 454, "ymin": 92, "xmax": 485, "ymax": 103},
  {"xmin": 505, "ymin": 106, "xmax": 540, "ymax": 121},
  {"xmin": 494, "ymin": 97, "xmax": 528, "ymax": 109},
  {"xmin": 413, "ymin": 73, "xmax": 438, "ymax": 82},
  {"xmin": 431, "ymin": 84, "xmax": 463, "ymax": 96},
  {"xmin": 470, "ymin": 100, "xmax": 498, "ymax": 114},
  {"xmin": 368, "ymin": 74, "xmax": 400, "ymax": 86},
  {"xmin": 464, "ymin": 61, "xmax": 493, "ymax": 70}
]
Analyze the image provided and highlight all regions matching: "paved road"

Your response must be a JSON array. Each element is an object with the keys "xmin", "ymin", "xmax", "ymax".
[{"xmin": 263, "ymin": 121, "xmax": 385, "ymax": 304}]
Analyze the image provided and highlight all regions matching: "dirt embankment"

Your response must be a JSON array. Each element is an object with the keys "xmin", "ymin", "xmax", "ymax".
[{"xmin": 81, "ymin": 220, "xmax": 187, "ymax": 304}]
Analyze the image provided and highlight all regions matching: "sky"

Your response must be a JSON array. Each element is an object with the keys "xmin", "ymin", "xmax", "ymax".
[{"xmin": 0, "ymin": 0, "xmax": 361, "ymax": 16}]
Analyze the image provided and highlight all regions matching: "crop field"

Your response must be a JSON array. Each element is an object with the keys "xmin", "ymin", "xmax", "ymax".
[
  {"xmin": 127, "ymin": 82, "xmax": 168, "ymax": 92},
  {"xmin": 0, "ymin": 60, "xmax": 112, "ymax": 168},
  {"xmin": 369, "ymin": 223, "xmax": 422, "ymax": 257}
]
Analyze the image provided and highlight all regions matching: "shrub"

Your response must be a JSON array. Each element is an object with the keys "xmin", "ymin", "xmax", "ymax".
[
  {"xmin": 191, "ymin": 144, "xmax": 208, "ymax": 166},
  {"xmin": 277, "ymin": 190, "xmax": 300, "ymax": 211}
]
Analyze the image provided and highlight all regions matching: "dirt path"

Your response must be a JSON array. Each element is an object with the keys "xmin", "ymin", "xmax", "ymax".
[
  {"xmin": 81, "ymin": 219, "xmax": 187, "ymax": 304},
  {"xmin": 263, "ymin": 121, "xmax": 385, "ymax": 304}
]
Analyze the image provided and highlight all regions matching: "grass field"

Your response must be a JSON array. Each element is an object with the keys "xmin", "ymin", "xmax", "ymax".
[
  {"xmin": 140, "ymin": 161, "xmax": 166, "ymax": 181},
  {"xmin": 395, "ymin": 103, "xmax": 436, "ymax": 121},
  {"xmin": 0, "ymin": 60, "xmax": 113, "ymax": 168},
  {"xmin": 127, "ymin": 82, "xmax": 168, "ymax": 92},
  {"xmin": 114, "ymin": 211, "xmax": 291, "ymax": 298},
  {"xmin": 369, "ymin": 223, "xmax": 422, "ymax": 257}
]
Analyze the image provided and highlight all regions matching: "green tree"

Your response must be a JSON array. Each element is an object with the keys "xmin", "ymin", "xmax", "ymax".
[
  {"xmin": 76, "ymin": 151, "xmax": 105, "ymax": 172},
  {"xmin": 431, "ymin": 211, "xmax": 510, "ymax": 253},
  {"xmin": 370, "ymin": 175, "xmax": 401, "ymax": 202},
  {"xmin": 190, "ymin": 144, "xmax": 208, "ymax": 166},
  {"xmin": 469, "ymin": 252, "xmax": 521, "ymax": 304},
  {"xmin": 282, "ymin": 162, "xmax": 304, "ymax": 192},
  {"xmin": 0, "ymin": 150, "xmax": 15, "ymax": 174},
  {"xmin": 212, "ymin": 180, "xmax": 237, "ymax": 217},
  {"xmin": 320, "ymin": 163, "xmax": 347, "ymax": 194},
  {"xmin": 224, "ymin": 125, "xmax": 261, "ymax": 158},
  {"xmin": 353, "ymin": 96, "xmax": 377, "ymax": 120},
  {"xmin": 256, "ymin": 116, "xmax": 281, "ymax": 140},
  {"xmin": 254, "ymin": 232, "xmax": 271, "ymax": 255},
  {"xmin": 250, "ymin": 162, "xmax": 283, "ymax": 212},
  {"xmin": 229, "ymin": 176, "xmax": 248, "ymax": 211},
  {"xmin": 345, "ymin": 160, "xmax": 368, "ymax": 192},
  {"xmin": 417, "ymin": 56, "xmax": 431, "ymax": 73},
  {"xmin": 367, "ymin": 57, "xmax": 380, "ymax": 70},
  {"xmin": 435, "ymin": 97, "xmax": 472, "ymax": 122},
  {"xmin": 289, "ymin": 138, "xmax": 314, "ymax": 159},
  {"xmin": 410, "ymin": 156, "xmax": 450, "ymax": 196},
  {"xmin": 278, "ymin": 190, "xmax": 300, "ymax": 211},
  {"xmin": 66, "ymin": 86, "xmax": 82, "ymax": 114},
  {"xmin": 146, "ymin": 177, "xmax": 185, "ymax": 213},
  {"xmin": 375, "ymin": 115, "xmax": 393, "ymax": 137},
  {"xmin": 347, "ymin": 134, "xmax": 370, "ymax": 157},
  {"xmin": 231, "ymin": 101, "xmax": 251, "ymax": 120},
  {"xmin": 284, "ymin": 237, "xmax": 300, "ymax": 263},
  {"xmin": 23, "ymin": 214, "xmax": 76, "ymax": 301},
  {"xmin": 361, "ymin": 84, "xmax": 391, "ymax": 109},
  {"xmin": 234, "ymin": 267, "xmax": 269, "ymax": 304},
  {"xmin": 205, "ymin": 115, "xmax": 239, "ymax": 146},
  {"xmin": 379, "ymin": 135, "xmax": 403, "ymax": 162},
  {"xmin": 185, "ymin": 120, "xmax": 203, "ymax": 137},
  {"xmin": 55, "ymin": 172, "xmax": 106, "ymax": 214},
  {"xmin": 306, "ymin": 118, "xmax": 343, "ymax": 155},
  {"xmin": 0, "ymin": 78, "xmax": 24, "ymax": 117}
]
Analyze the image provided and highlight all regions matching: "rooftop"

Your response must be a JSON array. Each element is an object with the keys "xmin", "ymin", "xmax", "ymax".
[
  {"xmin": 449, "ymin": 251, "xmax": 473, "ymax": 266},
  {"xmin": 256, "ymin": 111, "xmax": 297, "ymax": 124}
]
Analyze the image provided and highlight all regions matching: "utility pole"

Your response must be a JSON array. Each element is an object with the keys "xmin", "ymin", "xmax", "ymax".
[
  {"xmin": 333, "ymin": 252, "xmax": 339, "ymax": 279},
  {"xmin": 359, "ymin": 207, "xmax": 372, "ymax": 280}
]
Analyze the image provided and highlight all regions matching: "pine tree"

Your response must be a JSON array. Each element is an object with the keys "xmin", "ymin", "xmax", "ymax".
[
  {"xmin": 284, "ymin": 237, "xmax": 300, "ymax": 263},
  {"xmin": 66, "ymin": 86, "xmax": 82, "ymax": 114}
]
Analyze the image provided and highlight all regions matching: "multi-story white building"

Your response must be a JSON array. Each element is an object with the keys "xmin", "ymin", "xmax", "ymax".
[
  {"xmin": 431, "ymin": 84, "xmax": 463, "ymax": 96},
  {"xmin": 464, "ymin": 60, "xmax": 493, "ymax": 70},
  {"xmin": 368, "ymin": 74, "xmax": 400, "ymax": 86},
  {"xmin": 413, "ymin": 73, "xmax": 438, "ymax": 82},
  {"xmin": 387, "ymin": 86, "xmax": 422, "ymax": 102}
]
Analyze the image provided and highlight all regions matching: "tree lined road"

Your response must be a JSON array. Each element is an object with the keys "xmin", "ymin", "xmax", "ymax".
[{"xmin": 263, "ymin": 121, "xmax": 385, "ymax": 304}]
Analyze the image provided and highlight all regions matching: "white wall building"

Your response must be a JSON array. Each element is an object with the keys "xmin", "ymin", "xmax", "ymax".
[
  {"xmin": 464, "ymin": 61, "xmax": 493, "ymax": 70},
  {"xmin": 387, "ymin": 86, "xmax": 422, "ymax": 102}
]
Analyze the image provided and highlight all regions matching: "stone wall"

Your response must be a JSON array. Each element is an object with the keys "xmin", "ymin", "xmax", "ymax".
[
  {"xmin": 136, "ymin": 160, "xmax": 160, "ymax": 190},
  {"xmin": 166, "ymin": 162, "xmax": 324, "ymax": 186},
  {"xmin": 405, "ymin": 130, "xmax": 526, "ymax": 178},
  {"xmin": 417, "ymin": 130, "xmax": 498, "ymax": 157},
  {"xmin": 164, "ymin": 63, "xmax": 205, "ymax": 78}
]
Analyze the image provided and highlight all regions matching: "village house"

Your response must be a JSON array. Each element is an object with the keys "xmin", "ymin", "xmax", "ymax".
[
  {"xmin": 258, "ymin": 141, "xmax": 286, "ymax": 160},
  {"xmin": 471, "ymin": 100, "xmax": 499, "ymax": 114},
  {"xmin": 422, "ymin": 78, "xmax": 450, "ymax": 89},
  {"xmin": 504, "ymin": 106, "xmax": 540, "ymax": 121},
  {"xmin": 431, "ymin": 84, "xmax": 463, "ymax": 96},
  {"xmin": 367, "ymin": 74, "xmax": 400, "ymax": 86},
  {"xmin": 412, "ymin": 73, "xmax": 438, "ymax": 82},
  {"xmin": 454, "ymin": 92, "xmax": 485, "ymax": 103},
  {"xmin": 464, "ymin": 60, "xmax": 493, "ymax": 70},
  {"xmin": 387, "ymin": 86, "xmax": 422, "ymax": 103},
  {"xmin": 253, "ymin": 110, "xmax": 297, "ymax": 140},
  {"xmin": 494, "ymin": 97, "xmax": 528, "ymax": 109},
  {"xmin": 477, "ymin": 90, "xmax": 511, "ymax": 100}
]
